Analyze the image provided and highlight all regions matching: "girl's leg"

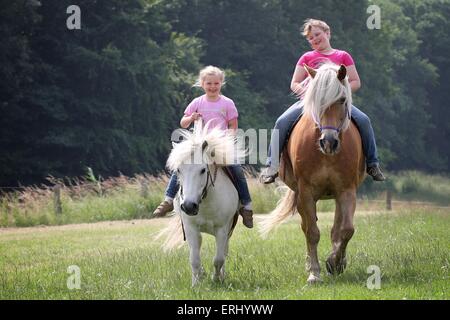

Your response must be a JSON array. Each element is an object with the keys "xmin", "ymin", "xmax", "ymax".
[
  {"xmin": 153, "ymin": 173, "xmax": 179, "ymax": 217},
  {"xmin": 351, "ymin": 106, "xmax": 385, "ymax": 181},
  {"xmin": 227, "ymin": 165, "xmax": 253, "ymax": 228},
  {"xmin": 165, "ymin": 172, "xmax": 179, "ymax": 200},
  {"xmin": 266, "ymin": 100, "xmax": 304, "ymax": 169},
  {"xmin": 261, "ymin": 101, "xmax": 304, "ymax": 183}
]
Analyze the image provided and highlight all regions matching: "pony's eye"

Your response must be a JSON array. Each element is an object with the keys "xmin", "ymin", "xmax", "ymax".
[
  {"xmin": 200, "ymin": 168, "xmax": 206, "ymax": 174},
  {"xmin": 339, "ymin": 97, "xmax": 346, "ymax": 104}
]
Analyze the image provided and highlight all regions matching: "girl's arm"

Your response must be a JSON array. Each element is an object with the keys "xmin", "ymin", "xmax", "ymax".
[
  {"xmin": 290, "ymin": 65, "xmax": 308, "ymax": 95},
  {"xmin": 180, "ymin": 112, "xmax": 201, "ymax": 128},
  {"xmin": 346, "ymin": 65, "xmax": 361, "ymax": 93},
  {"xmin": 228, "ymin": 118, "xmax": 238, "ymax": 135}
]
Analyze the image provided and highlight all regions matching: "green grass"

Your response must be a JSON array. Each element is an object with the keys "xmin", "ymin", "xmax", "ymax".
[{"xmin": 1, "ymin": 208, "xmax": 448, "ymax": 299}]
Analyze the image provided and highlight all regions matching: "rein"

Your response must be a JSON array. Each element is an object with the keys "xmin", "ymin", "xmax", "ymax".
[{"xmin": 200, "ymin": 164, "xmax": 218, "ymax": 200}]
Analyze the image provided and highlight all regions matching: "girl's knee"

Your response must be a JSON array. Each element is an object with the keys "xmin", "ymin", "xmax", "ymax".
[
  {"xmin": 275, "ymin": 116, "xmax": 287, "ymax": 129},
  {"xmin": 361, "ymin": 112, "xmax": 370, "ymax": 124},
  {"xmin": 354, "ymin": 110, "xmax": 371, "ymax": 126}
]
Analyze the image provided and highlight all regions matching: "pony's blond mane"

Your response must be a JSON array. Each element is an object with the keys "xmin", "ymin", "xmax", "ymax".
[
  {"xmin": 303, "ymin": 63, "xmax": 352, "ymax": 131},
  {"xmin": 166, "ymin": 123, "xmax": 246, "ymax": 170}
]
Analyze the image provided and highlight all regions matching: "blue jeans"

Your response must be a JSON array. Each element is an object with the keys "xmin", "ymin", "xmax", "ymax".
[
  {"xmin": 165, "ymin": 165, "xmax": 252, "ymax": 205},
  {"xmin": 266, "ymin": 101, "xmax": 380, "ymax": 168}
]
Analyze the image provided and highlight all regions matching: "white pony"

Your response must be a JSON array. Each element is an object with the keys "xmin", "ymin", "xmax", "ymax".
[{"xmin": 157, "ymin": 121, "xmax": 246, "ymax": 286}]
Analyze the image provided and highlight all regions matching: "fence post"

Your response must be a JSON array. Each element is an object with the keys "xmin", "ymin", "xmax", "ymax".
[
  {"xmin": 54, "ymin": 184, "xmax": 62, "ymax": 215},
  {"xmin": 386, "ymin": 189, "xmax": 392, "ymax": 211}
]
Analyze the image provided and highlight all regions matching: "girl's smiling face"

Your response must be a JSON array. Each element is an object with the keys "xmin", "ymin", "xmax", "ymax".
[
  {"xmin": 307, "ymin": 26, "xmax": 331, "ymax": 51},
  {"xmin": 202, "ymin": 75, "xmax": 223, "ymax": 100}
]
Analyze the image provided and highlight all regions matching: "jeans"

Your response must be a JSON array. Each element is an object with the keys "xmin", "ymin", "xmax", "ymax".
[
  {"xmin": 165, "ymin": 173, "xmax": 179, "ymax": 199},
  {"xmin": 266, "ymin": 101, "xmax": 380, "ymax": 168},
  {"xmin": 165, "ymin": 165, "xmax": 252, "ymax": 205}
]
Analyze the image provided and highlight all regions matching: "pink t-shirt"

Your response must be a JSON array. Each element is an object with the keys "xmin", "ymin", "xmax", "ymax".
[
  {"xmin": 184, "ymin": 94, "xmax": 238, "ymax": 131},
  {"xmin": 297, "ymin": 49, "xmax": 355, "ymax": 69},
  {"xmin": 296, "ymin": 50, "xmax": 355, "ymax": 98}
]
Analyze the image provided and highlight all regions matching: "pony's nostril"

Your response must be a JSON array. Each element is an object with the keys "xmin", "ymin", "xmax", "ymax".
[
  {"xmin": 319, "ymin": 139, "xmax": 325, "ymax": 150},
  {"xmin": 333, "ymin": 139, "xmax": 339, "ymax": 150}
]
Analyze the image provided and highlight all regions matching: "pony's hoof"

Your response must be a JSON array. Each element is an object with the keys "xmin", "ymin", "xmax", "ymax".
[
  {"xmin": 191, "ymin": 278, "xmax": 201, "ymax": 287},
  {"xmin": 212, "ymin": 274, "xmax": 225, "ymax": 283},
  {"xmin": 307, "ymin": 274, "xmax": 322, "ymax": 285},
  {"xmin": 326, "ymin": 257, "xmax": 347, "ymax": 275},
  {"xmin": 191, "ymin": 268, "xmax": 206, "ymax": 286},
  {"xmin": 212, "ymin": 269, "xmax": 225, "ymax": 283}
]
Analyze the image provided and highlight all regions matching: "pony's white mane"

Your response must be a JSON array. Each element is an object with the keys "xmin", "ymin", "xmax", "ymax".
[
  {"xmin": 303, "ymin": 63, "xmax": 352, "ymax": 131},
  {"xmin": 166, "ymin": 123, "xmax": 246, "ymax": 170}
]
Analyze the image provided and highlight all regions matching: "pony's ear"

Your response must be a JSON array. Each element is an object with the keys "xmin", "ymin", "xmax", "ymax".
[
  {"xmin": 337, "ymin": 64, "xmax": 347, "ymax": 81},
  {"xmin": 202, "ymin": 140, "xmax": 208, "ymax": 152},
  {"xmin": 303, "ymin": 64, "xmax": 316, "ymax": 78}
]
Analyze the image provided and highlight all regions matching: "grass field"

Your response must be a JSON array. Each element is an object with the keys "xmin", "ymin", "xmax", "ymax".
[{"xmin": 0, "ymin": 207, "xmax": 448, "ymax": 300}]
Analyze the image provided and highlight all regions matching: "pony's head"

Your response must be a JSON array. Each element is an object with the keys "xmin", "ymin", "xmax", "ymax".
[
  {"xmin": 167, "ymin": 123, "xmax": 245, "ymax": 216},
  {"xmin": 303, "ymin": 63, "xmax": 352, "ymax": 155}
]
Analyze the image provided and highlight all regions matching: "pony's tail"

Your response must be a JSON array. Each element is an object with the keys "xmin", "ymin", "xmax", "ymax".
[
  {"xmin": 154, "ymin": 214, "xmax": 185, "ymax": 252},
  {"xmin": 259, "ymin": 187, "xmax": 298, "ymax": 238}
]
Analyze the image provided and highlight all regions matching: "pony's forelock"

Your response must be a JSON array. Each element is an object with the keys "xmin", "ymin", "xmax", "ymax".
[
  {"xmin": 303, "ymin": 63, "xmax": 352, "ymax": 131},
  {"xmin": 166, "ymin": 124, "xmax": 246, "ymax": 171}
]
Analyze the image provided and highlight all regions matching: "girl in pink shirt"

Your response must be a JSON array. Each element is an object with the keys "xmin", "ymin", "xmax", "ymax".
[
  {"xmin": 260, "ymin": 19, "xmax": 385, "ymax": 183},
  {"xmin": 153, "ymin": 66, "xmax": 254, "ymax": 228}
]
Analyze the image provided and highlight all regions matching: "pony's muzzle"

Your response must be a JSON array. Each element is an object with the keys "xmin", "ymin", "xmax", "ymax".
[
  {"xmin": 181, "ymin": 201, "xmax": 199, "ymax": 216},
  {"xmin": 319, "ymin": 135, "xmax": 340, "ymax": 155}
]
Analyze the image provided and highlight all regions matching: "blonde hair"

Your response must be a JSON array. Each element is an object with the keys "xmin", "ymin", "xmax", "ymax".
[
  {"xmin": 303, "ymin": 63, "xmax": 352, "ymax": 132},
  {"xmin": 193, "ymin": 65, "xmax": 226, "ymax": 87},
  {"xmin": 302, "ymin": 19, "xmax": 330, "ymax": 37}
]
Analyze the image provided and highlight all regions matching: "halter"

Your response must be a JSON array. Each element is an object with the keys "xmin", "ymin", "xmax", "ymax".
[{"xmin": 311, "ymin": 102, "xmax": 351, "ymax": 133}]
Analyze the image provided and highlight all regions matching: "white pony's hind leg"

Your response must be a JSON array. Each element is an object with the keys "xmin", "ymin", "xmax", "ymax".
[
  {"xmin": 186, "ymin": 227, "xmax": 204, "ymax": 287},
  {"xmin": 212, "ymin": 228, "xmax": 228, "ymax": 282}
]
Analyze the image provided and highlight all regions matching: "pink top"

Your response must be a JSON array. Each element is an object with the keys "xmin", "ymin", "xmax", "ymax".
[
  {"xmin": 184, "ymin": 94, "xmax": 238, "ymax": 131},
  {"xmin": 297, "ymin": 49, "xmax": 355, "ymax": 68},
  {"xmin": 296, "ymin": 50, "xmax": 355, "ymax": 99}
]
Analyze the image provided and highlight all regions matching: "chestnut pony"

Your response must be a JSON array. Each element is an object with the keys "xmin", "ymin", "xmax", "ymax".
[{"xmin": 260, "ymin": 63, "xmax": 366, "ymax": 284}]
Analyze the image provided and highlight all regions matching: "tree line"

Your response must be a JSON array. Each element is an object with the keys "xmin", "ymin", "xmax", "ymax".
[{"xmin": 0, "ymin": 0, "xmax": 448, "ymax": 187}]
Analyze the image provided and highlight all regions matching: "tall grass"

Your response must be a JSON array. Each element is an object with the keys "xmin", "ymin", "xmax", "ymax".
[
  {"xmin": 359, "ymin": 171, "xmax": 450, "ymax": 206},
  {"xmin": 0, "ymin": 174, "xmax": 166, "ymax": 227},
  {"xmin": 1, "ymin": 170, "xmax": 449, "ymax": 227}
]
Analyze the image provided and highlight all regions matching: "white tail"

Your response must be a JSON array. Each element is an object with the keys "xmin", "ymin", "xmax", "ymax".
[
  {"xmin": 154, "ymin": 214, "xmax": 185, "ymax": 252},
  {"xmin": 259, "ymin": 187, "xmax": 298, "ymax": 238}
]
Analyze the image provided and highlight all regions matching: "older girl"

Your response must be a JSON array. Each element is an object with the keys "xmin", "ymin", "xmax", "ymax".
[{"xmin": 260, "ymin": 19, "xmax": 385, "ymax": 183}]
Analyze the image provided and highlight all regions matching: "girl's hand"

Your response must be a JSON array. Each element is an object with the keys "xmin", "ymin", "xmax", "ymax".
[{"xmin": 190, "ymin": 112, "xmax": 202, "ymax": 121}]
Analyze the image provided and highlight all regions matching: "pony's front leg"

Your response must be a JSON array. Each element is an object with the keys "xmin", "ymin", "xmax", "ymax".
[
  {"xmin": 212, "ymin": 228, "xmax": 228, "ymax": 283},
  {"xmin": 299, "ymin": 190, "xmax": 321, "ymax": 284},
  {"xmin": 185, "ymin": 226, "xmax": 204, "ymax": 286},
  {"xmin": 327, "ymin": 190, "xmax": 356, "ymax": 275}
]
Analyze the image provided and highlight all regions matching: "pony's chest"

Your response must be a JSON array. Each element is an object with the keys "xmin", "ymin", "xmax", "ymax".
[{"xmin": 187, "ymin": 203, "xmax": 232, "ymax": 233}]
